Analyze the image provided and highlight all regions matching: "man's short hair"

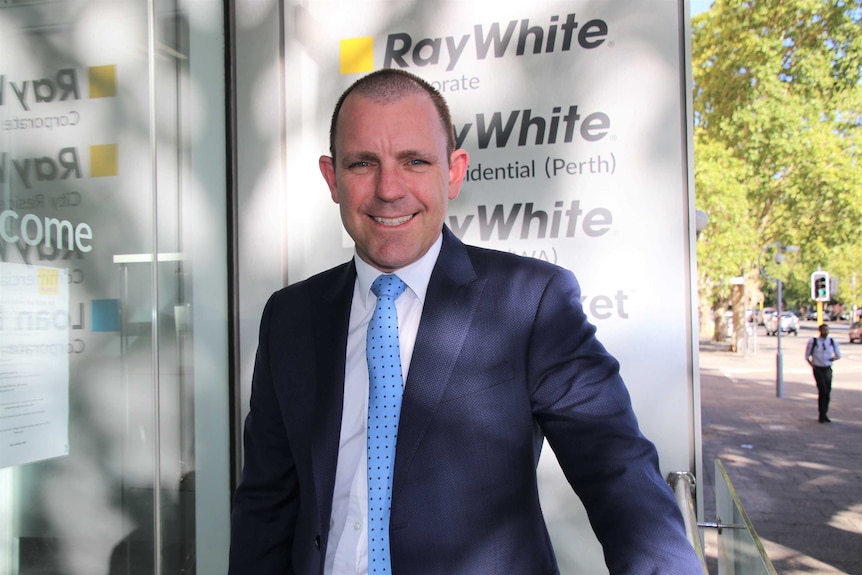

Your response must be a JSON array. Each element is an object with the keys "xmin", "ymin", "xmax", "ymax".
[{"xmin": 328, "ymin": 69, "xmax": 456, "ymax": 161}]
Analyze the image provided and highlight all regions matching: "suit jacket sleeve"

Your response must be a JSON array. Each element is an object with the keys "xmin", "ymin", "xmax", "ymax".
[
  {"xmin": 528, "ymin": 266, "xmax": 701, "ymax": 573},
  {"xmin": 228, "ymin": 292, "xmax": 299, "ymax": 574}
]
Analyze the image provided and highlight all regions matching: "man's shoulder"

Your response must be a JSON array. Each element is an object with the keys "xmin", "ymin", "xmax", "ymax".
[
  {"xmin": 809, "ymin": 335, "xmax": 838, "ymax": 349},
  {"xmin": 440, "ymin": 228, "xmax": 571, "ymax": 287},
  {"xmin": 270, "ymin": 261, "xmax": 353, "ymax": 303},
  {"xmin": 462, "ymin": 244, "xmax": 577, "ymax": 292},
  {"xmin": 462, "ymin": 241, "xmax": 565, "ymax": 276}
]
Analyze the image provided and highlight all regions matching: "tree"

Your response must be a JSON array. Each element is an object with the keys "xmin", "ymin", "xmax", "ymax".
[
  {"xmin": 694, "ymin": 132, "xmax": 758, "ymax": 340},
  {"xmin": 692, "ymin": 0, "xmax": 862, "ymax": 332}
]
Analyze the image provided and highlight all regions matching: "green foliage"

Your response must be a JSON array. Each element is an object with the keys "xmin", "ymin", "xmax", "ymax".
[
  {"xmin": 694, "ymin": 132, "xmax": 757, "ymax": 302},
  {"xmin": 693, "ymin": 0, "xmax": 862, "ymax": 313}
]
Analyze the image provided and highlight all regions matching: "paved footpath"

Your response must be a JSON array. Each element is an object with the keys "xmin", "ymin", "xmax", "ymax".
[{"xmin": 698, "ymin": 323, "xmax": 862, "ymax": 575}]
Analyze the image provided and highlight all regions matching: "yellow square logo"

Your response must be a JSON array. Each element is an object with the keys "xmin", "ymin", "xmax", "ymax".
[
  {"xmin": 340, "ymin": 37, "xmax": 374, "ymax": 75},
  {"xmin": 38, "ymin": 268, "xmax": 60, "ymax": 295},
  {"xmin": 90, "ymin": 144, "xmax": 118, "ymax": 177},
  {"xmin": 89, "ymin": 65, "xmax": 117, "ymax": 98}
]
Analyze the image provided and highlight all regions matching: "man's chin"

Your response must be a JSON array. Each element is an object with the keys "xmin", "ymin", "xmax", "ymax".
[{"xmin": 360, "ymin": 246, "xmax": 423, "ymax": 273}]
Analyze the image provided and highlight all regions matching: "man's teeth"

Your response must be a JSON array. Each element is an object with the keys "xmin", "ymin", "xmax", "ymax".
[{"xmin": 373, "ymin": 215, "xmax": 413, "ymax": 226}]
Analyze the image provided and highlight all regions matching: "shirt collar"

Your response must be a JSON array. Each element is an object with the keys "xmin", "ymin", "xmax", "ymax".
[{"xmin": 354, "ymin": 233, "xmax": 442, "ymax": 309}]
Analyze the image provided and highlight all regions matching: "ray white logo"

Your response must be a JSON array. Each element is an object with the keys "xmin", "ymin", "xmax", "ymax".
[
  {"xmin": 455, "ymin": 104, "xmax": 610, "ymax": 149},
  {"xmin": 0, "ymin": 145, "xmax": 119, "ymax": 190},
  {"xmin": 0, "ymin": 65, "xmax": 117, "ymax": 111},
  {"xmin": 449, "ymin": 200, "xmax": 612, "ymax": 241},
  {"xmin": 339, "ymin": 13, "xmax": 609, "ymax": 74}
]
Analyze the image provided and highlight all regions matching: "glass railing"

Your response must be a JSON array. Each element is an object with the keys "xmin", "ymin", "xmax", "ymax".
[
  {"xmin": 708, "ymin": 460, "xmax": 777, "ymax": 575},
  {"xmin": 670, "ymin": 460, "xmax": 777, "ymax": 575}
]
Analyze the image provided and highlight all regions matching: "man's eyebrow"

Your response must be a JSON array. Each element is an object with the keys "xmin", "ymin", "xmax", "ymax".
[
  {"xmin": 339, "ymin": 151, "xmax": 378, "ymax": 166},
  {"xmin": 396, "ymin": 149, "xmax": 437, "ymax": 162}
]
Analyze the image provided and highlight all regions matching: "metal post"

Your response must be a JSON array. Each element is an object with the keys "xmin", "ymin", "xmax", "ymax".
[
  {"xmin": 776, "ymin": 278, "xmax": 784, "ymax": 398},
  {"xmin": 758, "ymin": 242, "xmax": 797, "ymax": 400}
]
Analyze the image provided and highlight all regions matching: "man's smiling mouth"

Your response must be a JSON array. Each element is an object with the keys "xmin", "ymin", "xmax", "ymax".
[{"xmin": 372, "ymin": 214, "xmax": 414, "ymax": 226}]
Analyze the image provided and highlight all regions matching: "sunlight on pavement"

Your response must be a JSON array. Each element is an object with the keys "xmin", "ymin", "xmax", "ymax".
[
  {"xmin": 760, "ymin": 539, "xmax": 851, "ymax": 575},
  {"xmin": 700, "ymin": 330, "xmax": 862, "ymax": 574},
  {"xmin": 829, "ymin": 504, "xmax": 862, "ymax": 535}
]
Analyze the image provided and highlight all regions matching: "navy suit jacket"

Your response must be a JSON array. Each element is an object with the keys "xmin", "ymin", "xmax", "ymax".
[{"xmin": 229, "ymin": 227, "xmax": 701, "ymax": 574}]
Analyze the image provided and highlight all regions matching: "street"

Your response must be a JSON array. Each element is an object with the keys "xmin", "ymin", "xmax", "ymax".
[
  {"xmin": 729, "ymin": 320, "xmax": 862, "ymax": 377},
  {"xmin": 698, "ymin": 319, "xmax": 862, "ymax": 575}
]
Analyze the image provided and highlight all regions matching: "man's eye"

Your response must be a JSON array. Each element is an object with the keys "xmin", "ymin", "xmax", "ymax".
[
  {"xmin": 349, "ymin": 161, "xmax": 370, "ymax": 169},
  {"xmin": 408, "ymin": 159, "xmax": 428, "ymax": 166}
]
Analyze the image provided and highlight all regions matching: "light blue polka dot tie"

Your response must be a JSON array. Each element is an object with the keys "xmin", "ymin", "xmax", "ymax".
[{"xmin": 367, "ymin": 274, "xmax": 407, "ymax": 574}]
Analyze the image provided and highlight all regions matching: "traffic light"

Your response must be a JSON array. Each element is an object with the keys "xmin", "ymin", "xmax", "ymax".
[{"xmin": 811, "ymin": 271, "xmax": 830, "ymax": 301}]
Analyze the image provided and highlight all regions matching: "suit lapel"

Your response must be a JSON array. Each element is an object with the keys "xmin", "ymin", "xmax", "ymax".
[
  {"xmin": 306, "ymin": 233, "xmax": 484, "ymax": 520},
  {"xmin": 395, "ymin": 228, "xmax": 485, "ymax": 484},
  {"xmin": 310, "ymin": 261, "xmax": 355, "ymax": 525}
]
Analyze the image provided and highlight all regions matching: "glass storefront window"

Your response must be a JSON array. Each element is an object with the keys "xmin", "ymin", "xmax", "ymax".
[{"xmin": 0, "ymin": 1, "xmax": 230, "ymax": 573}]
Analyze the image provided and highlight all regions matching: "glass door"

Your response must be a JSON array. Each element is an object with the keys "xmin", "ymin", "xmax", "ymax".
[{"xmin": 0, "ymin": 1, "xmax": 230, "ymax": 573}]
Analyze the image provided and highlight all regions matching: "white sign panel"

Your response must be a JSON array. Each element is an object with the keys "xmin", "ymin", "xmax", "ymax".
[{"xmin": 0, "ymin": 263, "xmax": 69, "ymax": 468}]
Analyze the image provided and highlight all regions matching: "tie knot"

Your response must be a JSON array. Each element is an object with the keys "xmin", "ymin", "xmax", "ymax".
[{"xmin": 371, "ymin": 274, "xmax": 407, "ymax": 300}]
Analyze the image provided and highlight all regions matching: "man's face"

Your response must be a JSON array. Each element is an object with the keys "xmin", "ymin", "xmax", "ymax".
[
  {"xmin": 319, "ymin": 92, "xmax": 468, "ymax": 272},
  {"xmin": 820, "ymin": 325, "xmax": 829, "ymax": 337}
]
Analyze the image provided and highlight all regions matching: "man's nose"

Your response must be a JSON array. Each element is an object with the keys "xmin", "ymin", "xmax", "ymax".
[{"xmin": 375, "ymin": 164, "xmax": 405, "ymax": 201}]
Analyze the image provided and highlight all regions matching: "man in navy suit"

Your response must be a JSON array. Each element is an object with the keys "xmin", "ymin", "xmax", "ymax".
[{"xmin": 229, "ymin": 69, "xmax": 702, "ymax": 574}]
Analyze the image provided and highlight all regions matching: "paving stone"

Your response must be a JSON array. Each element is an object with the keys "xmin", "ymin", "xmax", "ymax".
[{"xmin": 699, "ymin": 325, "xmax": 862, "ymax": 575}]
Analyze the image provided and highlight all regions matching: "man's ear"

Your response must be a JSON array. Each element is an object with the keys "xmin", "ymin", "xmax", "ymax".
[
  {"xmin": 319, "ymin": 155, "xmax": 339, "ymax": 203},
  {"xmin": 448, "ymin": 149, "xmax": 469, "ymax": 200}
]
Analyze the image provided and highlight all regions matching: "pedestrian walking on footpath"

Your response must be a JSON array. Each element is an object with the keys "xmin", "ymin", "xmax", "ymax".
[{"xmin": 805, "ymin": 323, "xmax": 841, "ymax": 423}]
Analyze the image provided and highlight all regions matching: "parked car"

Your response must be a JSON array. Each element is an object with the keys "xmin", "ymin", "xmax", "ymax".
[
  {"xmin": 758, "ymin": 307, "xmax": 776, "ymax": 326},
  {"xmin": 849, "ymin": 322, "xmax": 862, "ymax": 344},
  {"xmin": 765, "ymin": 311, "xmax": 799, "ymax": 336}
]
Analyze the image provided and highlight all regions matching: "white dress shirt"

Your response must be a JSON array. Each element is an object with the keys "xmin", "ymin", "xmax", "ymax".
[
  {"xmin": 807, "ymin": 335, "xmax": 841, "ymax": 367},
  {"xmin": 324, "ymin": 235, "xmax": 442, "ymax": 575}
]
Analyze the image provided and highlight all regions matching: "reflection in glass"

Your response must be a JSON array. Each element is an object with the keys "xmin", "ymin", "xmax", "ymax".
[
  {"xmin": 0, "ymin": 0, "xmax": 229, "ymax": 573},
  {"xmin": 714, "ymin": 460, "xmax": 778, "ymax": 575}
]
